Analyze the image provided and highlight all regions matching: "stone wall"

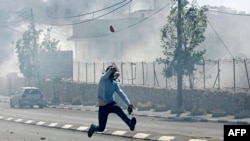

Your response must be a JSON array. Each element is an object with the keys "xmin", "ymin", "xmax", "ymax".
[{"xmin": 40, "ymin": 81, "xmax": 250, "ymax": 114}]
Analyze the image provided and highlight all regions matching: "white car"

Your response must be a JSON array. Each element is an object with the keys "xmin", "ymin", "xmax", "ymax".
[{"xmin": 10, "ymin": 87, "xmax": 46, "ymax": 108}]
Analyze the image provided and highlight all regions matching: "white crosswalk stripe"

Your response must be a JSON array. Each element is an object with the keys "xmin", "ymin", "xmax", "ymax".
[
  {"xmin": 133, "ymin": 133, "xmax": 150, "ymax": 139},
  {"xmin": 76, "ymin": 126, "xmax": 88, "ymax": 131},
  {"xmin": 48, "ymin": 123, "xmax": 58, "ymax": 127},
  {"xmin": 24, "ymin": 120, "xmax": 34, "ymax": 124},
  {"xmin": 15, "ymin": 119, "xmax": 23, "ymax": 122},
  {"xmin": 158, "ymin": 136, "xmax": 175, "ymax": 141},
  {"xmin": 188, "ymin": 139, "xmax": 207, "ymax": 141},
  {"xmin": 112, "ymin": 130, "xmax": 127, "ymax": 136},
  {"xmin": 36, "ymin": 121, "xmax": 46, "ymax": 125},
  {"xmin": 62, "ymin": 124, "xmax": 73, "ymax": 129},
  {"xmin": 6, "ymin": 117, "xmax": 13, "ymax": 121}
]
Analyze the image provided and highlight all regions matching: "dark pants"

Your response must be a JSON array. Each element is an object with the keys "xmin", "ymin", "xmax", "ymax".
[{"xmin": 94, "ymin": 101, "xmax": 130, "ymax": 132}]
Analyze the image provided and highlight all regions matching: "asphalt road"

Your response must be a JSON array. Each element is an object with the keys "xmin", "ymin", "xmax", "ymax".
[
  {"xmin": 0, "ymin": 101, "xmax": 224, "ymax": 140},
  {"xmin": 0, "ymin": 120, "xmax": 146, "ymax": 141}
]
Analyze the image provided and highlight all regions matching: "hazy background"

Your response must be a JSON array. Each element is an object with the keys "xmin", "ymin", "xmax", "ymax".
[
  {"xmin": 0, "ymin": 0, "xmax": 250, "ymax": 78},
  {"xmin": 196, "ymin": 0, "xmax": 250, "ymax": 13}
]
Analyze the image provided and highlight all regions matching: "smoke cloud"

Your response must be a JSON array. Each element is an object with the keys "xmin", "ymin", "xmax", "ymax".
[{"xmin": 1, "ymin": 0, "xmax": 250, "ymax": 80}]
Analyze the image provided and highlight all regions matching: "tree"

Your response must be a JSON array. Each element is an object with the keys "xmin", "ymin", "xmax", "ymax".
[
  {"xmin": 16, "ymin": 25, "xmax": 60, "ymax": 84},
  {"xmin": 156, "ymin": 0, "xmax": 208, "ymax": 113}
]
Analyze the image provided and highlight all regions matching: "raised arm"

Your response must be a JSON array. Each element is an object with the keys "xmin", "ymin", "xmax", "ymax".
[
  {"xmin": 101, "ymin": 67, "xmax": 113, "ymax": 80},
  {"xmin": 101, "ymin": 63, "xmax": 119, "ymax": 80}
]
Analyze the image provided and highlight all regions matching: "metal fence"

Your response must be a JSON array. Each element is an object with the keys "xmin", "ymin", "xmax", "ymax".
[{"xmin": 73, "ymin": 59, "xmax": 250, "ymax": 89}]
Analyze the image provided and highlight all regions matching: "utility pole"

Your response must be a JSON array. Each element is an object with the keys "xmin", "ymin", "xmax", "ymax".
[
  {"xmin": 30, "ymin": 8, "xmax": 37, "ymax": 52},
  {"xmin": 177, "ymin": 0, "xmax": 183, "ymax": 113},
  {"xmin": 30, "ymin": 8, "xmax": 38, "ymax": 86}
]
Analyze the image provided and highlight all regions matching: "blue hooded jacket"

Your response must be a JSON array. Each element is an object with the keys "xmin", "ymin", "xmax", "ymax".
[{"xmin": 97, "ymin": 68, "xmax": 131, "ymax": 105}]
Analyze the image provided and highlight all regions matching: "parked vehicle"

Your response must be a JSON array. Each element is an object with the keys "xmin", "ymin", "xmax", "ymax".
[{"xmin": 10, "ymin": 87, "xmax": 46, "ymax": 108}]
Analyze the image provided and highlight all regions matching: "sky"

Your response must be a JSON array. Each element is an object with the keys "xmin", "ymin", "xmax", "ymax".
[{"xmin": 195, "ymin": 0, "xmax": 250, "ymax": 13}]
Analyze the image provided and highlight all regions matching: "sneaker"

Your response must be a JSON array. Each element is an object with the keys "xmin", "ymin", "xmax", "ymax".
[
  {"xmin": 88, "ymin": 124, "xmax": 95, "ymax": 138},
  {"xmin": 129, "ymin": 117, "xmax": 136, "ymax": 131}
]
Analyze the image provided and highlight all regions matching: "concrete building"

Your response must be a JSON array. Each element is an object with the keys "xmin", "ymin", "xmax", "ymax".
[
  {"xmin": 35, "ymin": 0, "xmax": 170, "ymax": 62},
  {"xmin": 67, "ymin": 0, "xmax": 170, "ymax": 62}
]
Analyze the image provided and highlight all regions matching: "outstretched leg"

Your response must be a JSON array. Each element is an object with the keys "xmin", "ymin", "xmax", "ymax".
[
  {"xmin": 88, "ymin": 105, "xmax": 109, "ymax": 137},
  {"xmin": 111, "ymin": 103, "xmax": 136, "ymax": 131},
  {"xmin": 97, "ymin": 105, "xmax": 109, "ymax": 131}
]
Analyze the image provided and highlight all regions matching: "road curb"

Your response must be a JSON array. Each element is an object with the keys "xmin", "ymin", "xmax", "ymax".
[
  {"xmin": 48, "ymin": 105, "xmax": 250, "ymax": 125},
  {"xmin": 1, "ymin": 99, "xmax": 249, "ymax": 140},
  {"xmin": 1, "ymin": 99, "xmax": 250, "ymax": 125},
  {"xmin": 0, "ymin": 114, "xmax": 215, "ymax": 141}
]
